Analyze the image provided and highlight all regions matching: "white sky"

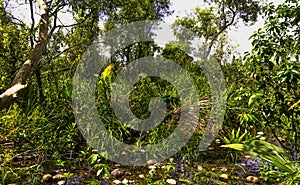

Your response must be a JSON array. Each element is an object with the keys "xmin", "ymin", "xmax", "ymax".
[
  {"xmin": 5, "ymin": 0, "xmax": 284, "ymax": 54},
  {"xmin": 165, "ymin": 0, "xmax": 284, "ymax": 54}
]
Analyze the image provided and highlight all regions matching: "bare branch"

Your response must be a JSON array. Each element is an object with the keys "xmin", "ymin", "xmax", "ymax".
[
  {"xmin": 29, "ymin": 0, "xmax": 35, "ymax": 48},
  {"xmin": 204, "ymin": 2, "xmax": 236, "ymax": 58}
]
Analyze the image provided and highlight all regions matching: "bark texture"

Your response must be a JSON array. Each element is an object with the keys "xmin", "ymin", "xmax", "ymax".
[{"xmin": 0, "ymin": 0, "xmax": 49, "ymax": 110}]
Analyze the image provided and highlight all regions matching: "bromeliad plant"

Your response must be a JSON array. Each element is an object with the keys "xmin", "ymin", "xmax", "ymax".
[
  {"xmin": 219, "ymin": 128, "xmax": 257, "ymax": 163},
  {"xmin": 220, "ymin": 127, "xmax": 255, "ymax": 145},
  {"xmin": 222, "ymin": 140, "xmax": 300, "ymax": 184}
]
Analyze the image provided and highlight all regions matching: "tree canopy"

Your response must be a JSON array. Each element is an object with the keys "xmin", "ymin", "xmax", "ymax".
[{"xmin": 1, "ymin": 0, "xmax": 300, "ymax": 184}]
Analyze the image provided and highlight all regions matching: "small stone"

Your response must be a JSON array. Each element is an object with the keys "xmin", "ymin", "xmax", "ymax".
[
  {"xmin": 215, "ymin": 139, "xmax": 221, "ymax": 144},
  {"xmin": 197, "ymin": 165, "xmax": 203, "ymax": 171},
  {"xmin": 257, "ymin": 131, "xmax": 264, "ymax": 135},
  {"xmin": 57, "ymin": 180, "xmax": 66, "ymax": 185},
  {"xmin": 113, "ymin": 180, "xmax": 122, "ymax": 185},
  {"xmin": 114, "ymin": 163, "xmax": 121, "ymax": 167},
  {"xmin": 147, "ymin": 159, "xmax": 157, "ymax": 164},
  {"xmin": 278, "ymin": 137, "xmax": 285, "ymax": 142},
  {"xmin": 91, "ymin": 149, "xmax": 98, "ymax": 153},
  {"xmin": 244, "ymin": 155, "xmax": 252, "ymax": 159},
  {"xmin": 111, "ymin": 168, "xmax": 124, "ymax": 177},
  {"xmin": 42, "ymin": 174, "xmax": 52, "ymax": 182},
  {"xmin": 220, "ymin": 167, "xmax": 228, "ymax": 172},
  {"xmin": 259, "ymin": 137, "xmax": 266, "ymax": 141},
  {"xmin": 122, "ymin": 178, "xmax": 128, "ymax": 184},
  {"xmin": 166, "ymin": 179, "xmax": 176, "ymax": 185},
  {"xmin": 128, "ymin": 180, "xmax": 135, "ymax": 183},
  {"xmin": 246, "ymin": 176, "xmax": 259, "ymax": 183},
  {"xmin": 138, "ymin": 174, "xmax": 145, "ymax": 178},
  {"xmin": 208, "ymin": 146, "xmax": 215, "ymax": 151},
  {"xmin": 125, "ymin": 171, "xmax": 132, "ymax": 175},
  {"xmin": 148, "ymin": 165, "xmax": 156, "ymax": 170},
  {"xmin": 53, "ymin": 174, "xmax": 64, "ymax": 180},
  {"xmin": 220, "ymin": 174, "xmax": 228, "ymax": 180}
]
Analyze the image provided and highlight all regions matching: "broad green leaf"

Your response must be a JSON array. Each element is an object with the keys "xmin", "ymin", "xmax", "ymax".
[{"xmin": 222, "ymin": 140, "xmax": 297, "ymax": 174}]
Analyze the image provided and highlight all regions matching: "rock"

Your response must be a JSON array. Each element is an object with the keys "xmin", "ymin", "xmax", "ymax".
[
  {"xmin": 208, "ymin": 146, "xmax": 215, "ymax": 151},
  {"xmin": 53, "ymin": 174, "xmax": 64, "ymax": 180},
  {"xmin": 257, "ymin": 131, "xmax": 264, "ymax": 135},
  {"xmin": 220, "ymin": 167, "xmax": 228, "ymax": 172},
  {"xmin": 91, "ymin": 149, "xmax": 98, "ymax": 153},
  {"xmin": 259, "ymin": 136, "xmax": 266, "ymax": 141},
  {"xmin": 166, "ymin": 179, "xmax": 176, "ymax": 185},
  {"xmin": 125, "ymin": 171, "xmax": 132, "ymax": 175},
  {"xmin": 147, "ymin": 159, "xmax": 157, "ymax": 164},
  {"xmin": 112, "ymin": 180, "xmax": 122, "ymax": 185},
  {"xmin": 244, "ymin": 155, "xmax": 252, "ymax": 159},
  {"xmin": 42, "ymin": 174, "xmax": 52, "ymax": 182},
  {"xmin": 128, "ymin": 180, "xmax": 135, "ymax": 183},
  {"xmin": 57, "ymin": 180, "xmax": 66, "ymax": 185},
  {"xmin": 246, "ymin": 176, "xmax": 259, "ymax": 183},
  {"xmin": 138, "ymin": 174, "xmax": 145, "ymax": 178},
  {"xmin": 220, "ymin": 174, "xmax": 228, "ymax": 180},
  {"xmin": 114, "ymin": 163, "xmax": 121, "ymax": 167},
  {"xmin": 122, "ymin": 178, "xmax": 128, "ymax": 184},
  {"xmin": 111, "ymin": 168, "xmax": 124, "ymax": 177},
  {"xmin": 197, "ymin": 165, "xmax": 203, "ymax": 171},
  {"xmin": 148, "ymin": 165, "xmax": 156, "ymax": 170}
]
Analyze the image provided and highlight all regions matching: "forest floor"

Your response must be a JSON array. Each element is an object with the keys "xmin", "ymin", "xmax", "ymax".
[{"xmin": 0, "ymin": 137, "xmax": 281, "ymax": 185}]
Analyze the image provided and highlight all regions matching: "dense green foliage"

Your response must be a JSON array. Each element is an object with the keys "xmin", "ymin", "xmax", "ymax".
[
  {"xmin": 244, "ymin": 0, "xmax": 300, "ymax": 150},
  {"xmin": 0, "ymin": 0, "xmax": 299, "ymax": 184}
]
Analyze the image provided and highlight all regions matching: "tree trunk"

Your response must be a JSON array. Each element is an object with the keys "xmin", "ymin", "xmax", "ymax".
[{"xmin": 0, "ymin": 0, "xmax": 49, "ymax": 110}]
